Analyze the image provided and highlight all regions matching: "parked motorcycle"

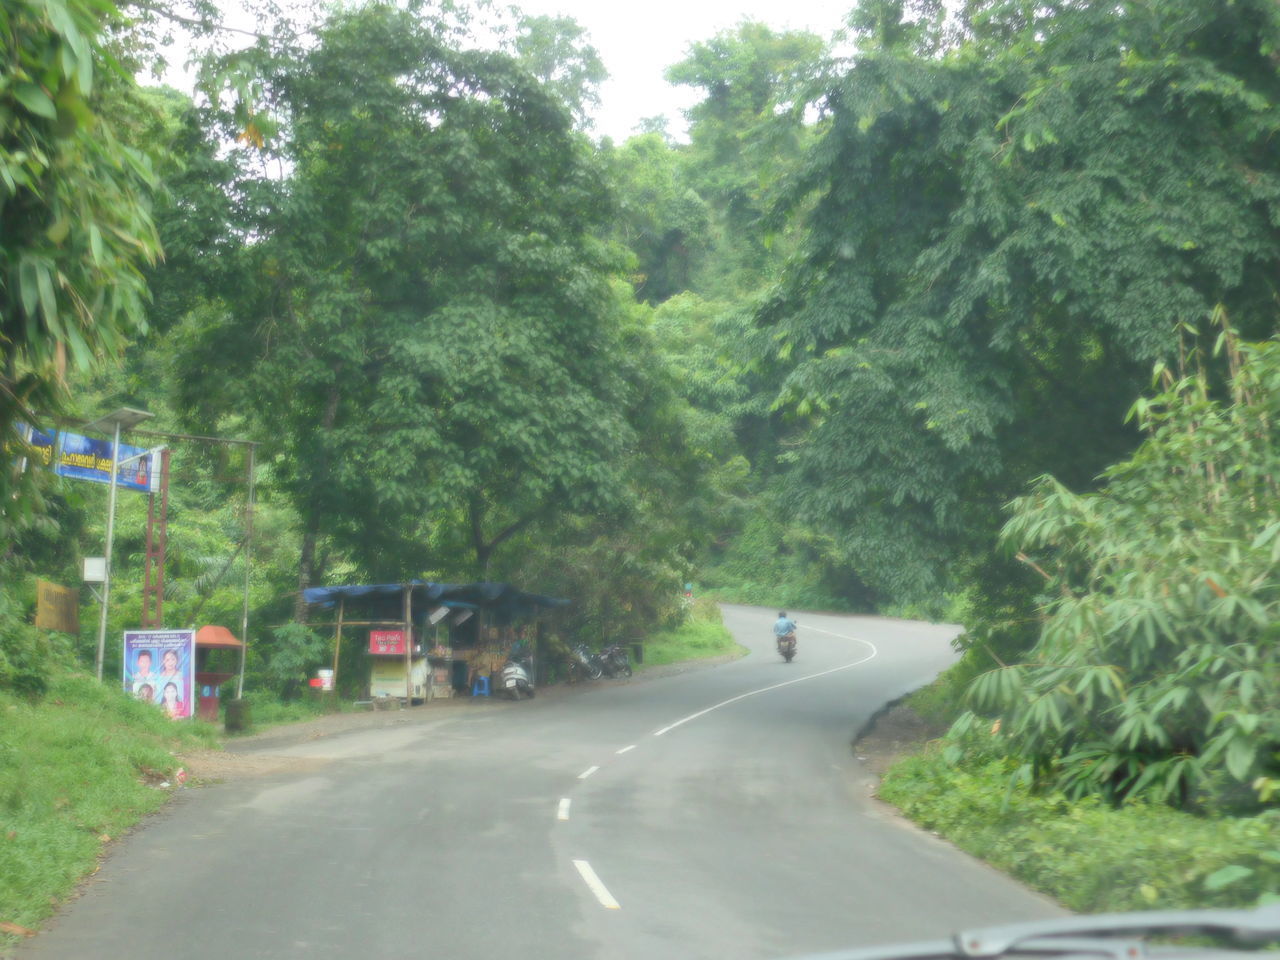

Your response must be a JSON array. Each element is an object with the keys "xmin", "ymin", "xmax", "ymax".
[
  {"xmin": 600, "ymin": 643, "xmax": 633, "ymax": 678},
  {"xmin": 502, "ymin": 653, "xmax": 535, "ymax": 700},
  {"xmin": 570, "ymin": 643, "xmax": 604, "ymax": 681},
  {"xmin": 777, "ymin": 631, "xmax": 797, "ymax": 663}
]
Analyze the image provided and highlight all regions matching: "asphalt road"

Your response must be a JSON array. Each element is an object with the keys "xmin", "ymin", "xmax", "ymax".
[{"xmin": 22, "ymin": 605, "xmax": 1062, "ymax": 960}]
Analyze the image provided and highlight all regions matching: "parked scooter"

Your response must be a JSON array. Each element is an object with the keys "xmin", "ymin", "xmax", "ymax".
[
  {"xmin": 570, "ymin": 643, "xmax": 604, "ymax": 681},
  {"xmin": 600, "ymin": 643, "xmax": 633, "ymax": 678},
  {"xmin": 502, "ymin": 652, "xmax": 535, "ymax": 700}
]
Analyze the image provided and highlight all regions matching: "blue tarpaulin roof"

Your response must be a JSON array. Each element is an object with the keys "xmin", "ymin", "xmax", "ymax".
[{"xmin": 302, "ymin": 581, "xmax": 568, "ymax": 621}]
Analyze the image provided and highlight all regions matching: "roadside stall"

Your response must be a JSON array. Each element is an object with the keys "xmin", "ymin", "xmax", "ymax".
[
  {"xmin": 300, "ymin": 581, "xmax": 568, "ymax": 705},
  {"xmin": 193, "ymin": 624, "xmax": 244, "ymax": 722}
]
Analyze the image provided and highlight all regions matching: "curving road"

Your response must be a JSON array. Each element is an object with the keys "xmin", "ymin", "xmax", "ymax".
[{"xmin": 22, "ymin": 605, "xmax": 1061, "ymax": 960}]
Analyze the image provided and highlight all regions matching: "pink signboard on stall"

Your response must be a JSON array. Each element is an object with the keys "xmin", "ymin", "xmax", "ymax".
[{"xmin": 369, "ymin": 630, "xmax": 406, "ymax": 656}]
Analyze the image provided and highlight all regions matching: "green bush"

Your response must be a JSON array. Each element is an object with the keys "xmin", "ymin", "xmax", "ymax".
[
  {"xmin": 261, "ymin": 623, "xmax": 328, "ymax": 701},
  {"xmin": 229, "ymin": 692, "xmax": 345, "ymax": 733},
  {"xmin": 963, "ymin": 333, "xmax": 1280, "ymax": 807},
  {"xmin": 641, "ymin": 618, "xmax": 741, "ymax": 667},
  {"xmin": 880, "ymin": 742, "xmax": 1280, "ymax": 913},
  {"xmin": 0, "ymin": 576, "xmax": 77, "ymax": 698},
  {"xmin": 690, "ymin": 595, "xmax": 722, "ymax": 623}
]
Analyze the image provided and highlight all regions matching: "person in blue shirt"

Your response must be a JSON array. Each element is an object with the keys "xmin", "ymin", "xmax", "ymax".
[{"xmin": 773, "ymin": 611, "xmax": 797, "ymax": 652}]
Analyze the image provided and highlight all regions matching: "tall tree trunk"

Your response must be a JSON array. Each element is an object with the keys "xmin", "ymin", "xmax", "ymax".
[
  {"xmin": 469, "ymin": 497, "xmax": 491, "ymax": 579},
  {"xmin": 294, "ymin": 380, "xmax": 341, "ymax": 621},
  {"xmin": 294, "ymin": 510, "xmax": 322, "ymax": 622}
]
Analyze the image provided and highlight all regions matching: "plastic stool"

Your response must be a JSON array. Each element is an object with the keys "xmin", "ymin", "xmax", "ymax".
[{"xmin": 471, "ymin": 675, "xmax": 490, "ymax": 697}]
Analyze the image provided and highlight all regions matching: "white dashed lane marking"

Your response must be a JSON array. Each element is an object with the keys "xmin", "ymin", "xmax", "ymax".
[
  {"xmin": 573, "ymin": 860, "xmax": 621, "ymax": 909},
  {"xmin": 652, "ymin": 627, "xmax": 879, "ymax": 737}
]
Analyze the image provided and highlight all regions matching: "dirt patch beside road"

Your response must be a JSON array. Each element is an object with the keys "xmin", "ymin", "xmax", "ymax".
[
  {"xmin": 855, "ymin": 702, "xmax": 947, "ymax": 779},
  {"xmin": 179, "ymin": 749, "xmax": 330, "ymax": 781}
]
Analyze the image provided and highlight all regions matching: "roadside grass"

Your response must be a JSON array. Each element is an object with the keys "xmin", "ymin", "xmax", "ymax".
[
  {"xmin": 879, "ymin": 744, "xmax": 1280, "ymax": 912},
  {"xmin": 226, "ymin": 692, "xmax": 358, "ymax": 735},
  {"xmin": 640, "ymin": 602, "xmax": 744, "ymax": 667},
  {"xmin": 0, "ymin": 671, "xmax": 216, "ymax": 943}
]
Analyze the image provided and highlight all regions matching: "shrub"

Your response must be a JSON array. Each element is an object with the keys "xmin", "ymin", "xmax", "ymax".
[
  {"xmin": 960, "ymin": 331, "xmax": 1280, "ymax": 807},
  {"xmin": 261, "ymin": 623, "xmax": 328, "ymax": 701},
  {"xmin": 641, "ymin": 618, "xmax": 740, "ymax": 667},
  {"xmin": 880, "ymin": 743, "xmax": 1280, "ymax": 913},
  {"xmin": 0, "ymin": 577, "xmax": 76, "ymax": 698}
]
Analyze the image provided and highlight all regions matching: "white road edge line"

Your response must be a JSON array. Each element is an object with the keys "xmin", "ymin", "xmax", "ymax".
[
  {"xmin": 578, "ymin": 765, "xmax": 600, "ymax": 780},
  {"xmin": 652, "ymin": 626, "xmax": 879, "ymax": 737},
  {"xmin": 615, "ymin": 744, "xmax": 636, "ymax": 755},
  {"xmin": 557, "ymin": 798, "xmax": 571, "ymax": 821},
  {"xmin": 573, "ymin": 859, "xmax": 621, "ymax": 909}
]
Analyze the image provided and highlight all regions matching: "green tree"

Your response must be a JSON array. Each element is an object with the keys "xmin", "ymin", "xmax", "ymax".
[
  {"xmin": 607, "ymin": 134, "xmax": 710, "ymax": 304},
  {"xmin": 131, "ymin": 86, "xmax": 240, "ymax": 337},
  {"xmin": 667, "ymin": 22, "xmax": 827, "ymax": 296},
  {"xmin": 172, "ymin": 3, "xmax": 641, "ymax": 610},
  {"xmin": 495, "ymin": 295, "xmax": 729, "ymax": 647},
  {"xmin": 763, "ymin": 0, "xmax": 1280, "ymax": 604},
  {"xmin": 510, "ymin": 13, "xmax": 606, "ymax": 129}
]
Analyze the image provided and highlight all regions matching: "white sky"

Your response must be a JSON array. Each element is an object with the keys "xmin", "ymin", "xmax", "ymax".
[
  {"xmin": 508, "ymin": 0, "xmax": 852, "ymax": 141},
  {"xmin": 166, "ymin": 1, "xmax": 852, "ymax": 143}
]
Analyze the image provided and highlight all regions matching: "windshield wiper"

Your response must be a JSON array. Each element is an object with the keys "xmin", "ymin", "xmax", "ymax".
[{"xmin": 791, "ymin": 904, "xmax": 1280, "ymax": 960}]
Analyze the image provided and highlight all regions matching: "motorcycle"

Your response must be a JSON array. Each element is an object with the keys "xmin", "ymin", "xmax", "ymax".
[
  {"xmin": 570, "ymin": 643, "xmax": 604, "ymax": 681},
  {"xmin": 600, "ymin": 643, "xmax": 633, "ymax": 678},
  {"xmin": 777, "ymin": 631, "xmax": 797, "ymax": 663},
  {"xmin": 501, "ymin": 652, "xmax": 535, "ymax": 700}
]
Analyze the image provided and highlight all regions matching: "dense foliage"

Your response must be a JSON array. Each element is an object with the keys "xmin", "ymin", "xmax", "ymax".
[
  {"xmin": 952, "ymin": 331, "xmax": 1280, "ymax": 808},
  {"xmin": 173, "ymin": 5, "xmax": 648, "ymax": 604},
  {"xmin": 764, "ymin": 0, "xmax": 1280, "ymax": 604},
  {"xmin": 1, "ymin": 0, "xmax": 161, "ymax": 538}
]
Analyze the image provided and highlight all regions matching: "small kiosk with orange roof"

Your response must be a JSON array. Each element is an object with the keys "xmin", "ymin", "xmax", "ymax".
[{"xmin": 194, "ymin": 625, "xmax": 244, "ymax": 722}]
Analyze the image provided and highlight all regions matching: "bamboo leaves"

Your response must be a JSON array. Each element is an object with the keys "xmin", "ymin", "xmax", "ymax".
[
  {"xmin": 1, "ymin": 0, "xmax": 161, "ymax": 538},
  {"xmin": 952, "ymin": 333, "xmax": 1280, "ymax": 807}
]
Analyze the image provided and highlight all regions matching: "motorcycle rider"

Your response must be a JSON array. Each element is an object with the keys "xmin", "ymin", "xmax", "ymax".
[{"xmin": 773, "ymin": 611, "xmax": 797, "ymax": 653}]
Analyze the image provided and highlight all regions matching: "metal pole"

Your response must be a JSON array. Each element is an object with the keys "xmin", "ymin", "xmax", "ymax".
[
  {"xmin": 237, "ymin": 445, "xmax": 256, "ymax": 699},
  {"xmin": 95, "ymin": 421, "xmax": 122, "ymax": 681}
]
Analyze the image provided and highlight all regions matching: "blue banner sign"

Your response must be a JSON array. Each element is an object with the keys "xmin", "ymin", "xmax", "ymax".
[{"xmin": 18, "ymin": 425, "xmax": 155, "ymax": 493}]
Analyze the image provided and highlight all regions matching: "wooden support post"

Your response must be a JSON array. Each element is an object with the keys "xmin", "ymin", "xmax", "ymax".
[
  {"xmin": 331, "ymin": 597, "xmax": 345, "ymax": 690},
  {"xmin": 402, "ymin": 584, "xmax": 412, "ymax": 704}
]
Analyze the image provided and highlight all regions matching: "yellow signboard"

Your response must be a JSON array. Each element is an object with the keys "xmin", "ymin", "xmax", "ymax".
[
  {"xmin": 35, "ymin": 580, "xmax": 80, "ymax": 634},
  {"xmin": 369, "ymin": 658, "xmax": 428, "ymax": 699},
  {"xmin": 369, "ymin": 659, "xmax": 406, "ymax": 698}
]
